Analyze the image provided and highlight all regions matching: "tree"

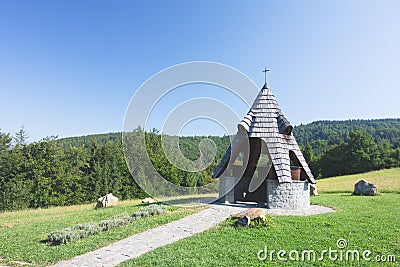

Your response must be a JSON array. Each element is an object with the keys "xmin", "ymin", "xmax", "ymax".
[
  {"xmin": 318, "ymin": 144, "xmax": 347, "ymax": 177},
  {"xmin": 301, "ymin": 144, "xmax": 314, "ymax": 164},
  {"xmin": 0, "ymin": 130, "xmax": 12, "ymax": 153},
  {"xmin": 59, "ymin": 146, "xmax": 89, "ymax": 205},
  {"xmin": 375, "ymin": 140, "xmax": 393, "ymax": 169},
  {"xmin": 0, "ymin": 129, "xmax": 32, "ymax": 211},
  {"xmin": 345, "ymin": 130, "xmax": 377, "ymax": 174},
  {"xmin": 316, "ymin": 130, "xmax": 383, "ymax": 178},
  {"xmin": 13, "ymin": 125, "xmax": 28, "ymax": 147},
  {"xmin": 24, "ymin": 137, "xmax": 67, "ymax": 207}
]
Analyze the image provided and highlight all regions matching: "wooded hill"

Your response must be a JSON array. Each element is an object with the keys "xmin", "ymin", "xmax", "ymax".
[
  {"xmin": 58, "ymin": 118, "xmax": 400, "ymax": 178},
  {"xmin": 58, "ymin": 118, "xmax": 400, "ymax": 152},
  {"xmin": 0, "ymin": 119, "xmax": 399, "ymax": 211},
  {"xmin": 293, "ymin": 118, "xmax": 400, "ymax": 155},
  {"xmin": 57, "ymin": 118, "xmax": 400, "ymax": 177}
]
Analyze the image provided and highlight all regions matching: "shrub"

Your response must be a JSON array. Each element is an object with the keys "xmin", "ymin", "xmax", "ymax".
[
  {"xmin": 48, "ymin": 204, "xmax": 168, "ymax": 245},
  {"xmin": 132, "ymin": 204, "xmax": 167, "ymax": 219},
  {"xmin": 227, "ymin": 214, "xmax": 272, "ymax": 228}
]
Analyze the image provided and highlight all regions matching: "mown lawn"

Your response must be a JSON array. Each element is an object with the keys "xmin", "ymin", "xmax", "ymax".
[
  {"xmin": 1, "ymin": 169, "xmax": 399, "ymax": 266},
  {"xmin": 121, "ymin": 170, "xmax": 400, "ymax": 267},
  {"xmin": 317, "ymin": 168, "xmax": 400, "ymax": 193},
  {"xmin": 0, "ymin": 200, "xmax": 203, "ymax": 267}
]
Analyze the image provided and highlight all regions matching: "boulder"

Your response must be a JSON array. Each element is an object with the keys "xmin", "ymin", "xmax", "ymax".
[
  {"xmin": 310, "ymin": 184, "xmax": 318, "ymax": 196},
  {"xmin": 96, "ymin": 193, "xmax": 119, "ymax": 208},
  {"xmin": 141, "ymin": 197, "xmax": 155, "ymax": 204},
  {"xmin": 235, "ymin": 216, "xmax": 251, "ymax": 227},
  {"xmin": 353, "ymin": 180, "xmax": 377, "ymax": 196},
  {"xmin": 232, "ymin": 208, "xmax": 266, "ymax": 227}
]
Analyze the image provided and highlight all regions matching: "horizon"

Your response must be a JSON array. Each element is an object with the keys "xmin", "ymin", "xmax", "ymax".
[
  {"xmin": 39, "ymin": 117, "xmax": 400, "ymax": 142},
  {"xmin": 5, "ymin": 111, "xmax": 400, "ymax": 142}
]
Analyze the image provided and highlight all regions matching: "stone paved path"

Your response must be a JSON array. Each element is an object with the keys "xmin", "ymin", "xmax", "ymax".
[
  {"xmin": 51, "ymin": 204, "xmax": 248, "ymax": 267},
  {"xmin": 51, "ymin": 204, "xmax": 334, "ymax": 267}
]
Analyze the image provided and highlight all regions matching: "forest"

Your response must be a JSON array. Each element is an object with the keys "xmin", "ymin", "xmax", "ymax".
[{"xmin": 0, "ymin": 118, "xmax": 399, "ymax": 211}]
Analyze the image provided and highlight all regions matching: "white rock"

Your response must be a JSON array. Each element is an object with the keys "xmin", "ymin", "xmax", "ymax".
[
  {"xmin": 97, "ymin": 193, "xmax": 119, "ymax": 208},
  {"xmin": 141, "ymin": 197, "xmax": 155, "ymax": 204}
]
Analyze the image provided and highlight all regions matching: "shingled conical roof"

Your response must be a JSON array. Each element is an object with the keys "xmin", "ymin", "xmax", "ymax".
[{"xmin": 213, "ymin": 83, "xmax": 315, "ymax": 184}]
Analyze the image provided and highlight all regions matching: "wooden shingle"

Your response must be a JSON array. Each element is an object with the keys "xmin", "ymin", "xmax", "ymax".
[{"xmin": 213, "ymin": 83, "xmax": 315, "ymax": 184}]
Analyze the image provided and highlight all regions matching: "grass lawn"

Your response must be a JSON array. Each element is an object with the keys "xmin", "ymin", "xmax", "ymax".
[
  {"xmin": 1, "ymin": 169, "xmax": 399, "ymax": 266},
  {"xmin": 0, "ymin": 200, "xmax": 203, "ymax": 267},
  {"xmin": 121, "ymin": 170, "xmax": 400, "ymax": 267},
  {"xmin": 317, "ymin": 168, "xmax": 400, "ymax": 193}
]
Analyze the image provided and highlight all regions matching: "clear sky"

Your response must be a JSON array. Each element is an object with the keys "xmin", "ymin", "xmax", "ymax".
[{"xmin": 0, "ymin": 0, "xmax": 399, "ymax": 141}]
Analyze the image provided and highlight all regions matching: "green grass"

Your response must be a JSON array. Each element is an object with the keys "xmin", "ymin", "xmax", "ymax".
[
  {"xmin": 1, "ymin": 169, "xmax": 399, "ymax": 266},
  {"xmin": 120, "ymin": 169, "xmax": 400, "ymax": 266},
  {"xmin": 317, "ymin": 168, "xmax": 400, "ymax": 193},
  {"xmin": 0, "ymin": 200, "xmax": 203, "ymax": 267},
  {"xmin": 121, "ymin": 194, "xmax": 400, "ymax": 266}
]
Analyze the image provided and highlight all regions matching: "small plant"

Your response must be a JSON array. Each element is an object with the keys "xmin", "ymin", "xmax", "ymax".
[
  {"xmin": 132, "ymin": 204, "xmax": 167, "ymax": 219},
  {"xmin": 48, "ymin": 205, "xmax": 168, "ymax": 245},
  {"xmin": 249, "ymin": 216, "xmax": 270, "ymax": 227},
  {"xmin": 48, "ymin": 227, "xmax": 82, "ymax": 245},
  {"xmin": 227, "ymin": 214, "xmax": 271, "ymax": 228},
  {"xmin": 225, "ymin": 216, "xmax": 239, "ymax": 227}
]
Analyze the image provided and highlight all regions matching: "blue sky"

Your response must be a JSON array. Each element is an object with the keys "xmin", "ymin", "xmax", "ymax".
[{"xmin": 0, "ymin": 0, "xmax": 399, "ymax": 141}]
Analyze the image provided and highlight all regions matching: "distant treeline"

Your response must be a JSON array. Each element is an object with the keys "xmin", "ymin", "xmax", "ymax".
[
  {"xmin": 0, "ymin": 128, "xmax": 229, "ymax": 211},
  {"xmin": 293, "ymin": 118, "xmax": 400, "ymax": 177},
  {"xmin": 293, "ymin": 118, "xmax": 400, "ymax": 155},
  {"xmin": 0, "ymin": 129, "xmax": 144, "ymax": 211},
  {"xmin": 0, "ymin": 118, "xmax": 399, "ymax": 211}
]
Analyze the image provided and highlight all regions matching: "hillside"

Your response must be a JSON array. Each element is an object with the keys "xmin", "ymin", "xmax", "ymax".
[
  {"xmin": 1, "ymin": 119, "xmax": 399, "ymax": 212},
  {"xmin": 316, "ymin": 168, "xmax": 400, "ymax": 193},
  {"xmin": 56, "ymin": 118, "xmax": 400, "ymax": 179},
  {"xmin": 56, "ymin": 132, "xmax": 122, "ymax": 149},
  {"xmin": 58, "ymin": 118, "xmax": 400, "ymax": 150},
  {"xmin": 293, "ymin": 118, "xmax": 400, "ymax": 155}
]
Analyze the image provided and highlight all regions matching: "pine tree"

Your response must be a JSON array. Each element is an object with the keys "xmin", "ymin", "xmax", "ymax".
[
  {"xmin": 302, "ymin": 144, "xmax": 314, "ymax": 164},
  {"xmin": 13, "ymin": 125, "xmax": 28, "ymax": 147}
]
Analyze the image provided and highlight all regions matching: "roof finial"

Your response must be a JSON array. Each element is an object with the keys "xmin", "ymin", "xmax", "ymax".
[{"xmin": 262, "ymin": 67, "xmax": 270, "ymax": 85}]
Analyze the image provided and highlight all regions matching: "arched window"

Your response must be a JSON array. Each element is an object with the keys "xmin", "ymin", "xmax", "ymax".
[{"xmin": 289, "ymin": 150, "xmax": 304, "ymax": 181}]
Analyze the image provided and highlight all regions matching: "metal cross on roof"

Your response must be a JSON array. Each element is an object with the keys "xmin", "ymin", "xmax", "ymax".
[{"xmin": 262, "ymin": 67, "xmax": 270, "ymax": 84}]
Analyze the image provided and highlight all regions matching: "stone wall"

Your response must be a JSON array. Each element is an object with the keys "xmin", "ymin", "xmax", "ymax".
[
  {"xmin": 266, "ymin": 180, "xmax": 310, "ymax": 210},
  {"xmin": 218, "ymin": 176, "xmax": 311, "ymax": 209}
]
